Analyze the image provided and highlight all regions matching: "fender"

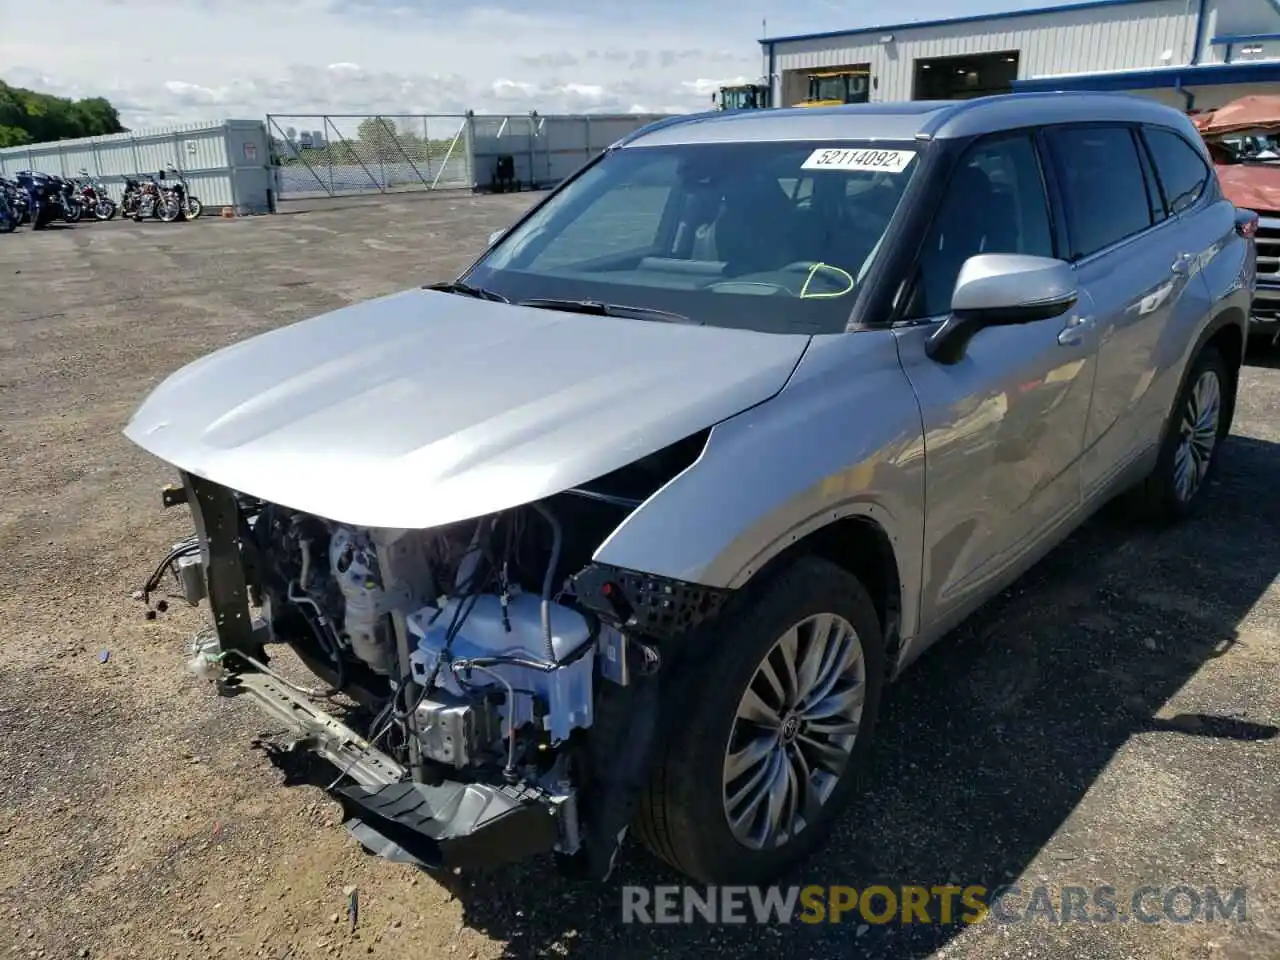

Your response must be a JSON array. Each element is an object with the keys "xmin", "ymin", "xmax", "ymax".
[{"xmin": 592, "ymin": 330, "xmax": 927, "ymax": 641}]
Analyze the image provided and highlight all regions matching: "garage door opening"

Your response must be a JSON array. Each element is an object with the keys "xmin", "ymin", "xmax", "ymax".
[{"xmin": 913, "ymin": 51, "xmax": 1020, "ymax": 100}]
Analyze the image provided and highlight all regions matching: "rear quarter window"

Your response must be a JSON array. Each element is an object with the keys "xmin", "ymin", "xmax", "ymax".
[{"xmin": 1143, "ymin": 126, "xmax": 1212, "ymax": 215}]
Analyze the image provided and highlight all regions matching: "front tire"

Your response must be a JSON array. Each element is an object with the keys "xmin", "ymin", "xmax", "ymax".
[
  {"xmin": 184, "ymin": 195, "xmax": 203, "ymax": 220},
  {"xmin": 1124, "ymin": 343, "xmax": 1231, "ymax": 522},
  {"xmin": 157, "ymin": 196, "xmax": 181, "ymax": 222},
  {"xmin": 636, "ymin": 556, "xmax": 885, "ymax": 883}
]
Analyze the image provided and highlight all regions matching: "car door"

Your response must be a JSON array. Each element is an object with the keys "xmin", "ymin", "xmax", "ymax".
[
  {"xmin": 1130, "ymin": 124, "xmax": 1221, "ymax": 455},
  {"xmin": 1041, "ymin": 123, "xmax": 1212, "ymax": 503},
  {"xmin": 893, "ymin": 131, "xmax": 1101, "ymax": 635}
]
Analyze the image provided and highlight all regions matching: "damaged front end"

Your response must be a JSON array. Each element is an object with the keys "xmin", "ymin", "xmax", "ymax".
[{"xmin": 142, "ymin": 444, "xmax": 728, "ymax": 880}]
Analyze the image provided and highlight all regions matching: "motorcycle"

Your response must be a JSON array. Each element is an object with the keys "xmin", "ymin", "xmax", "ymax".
[
  {"xmin": 13, "ymin": 171, "xmax": 63, "ymax": 229},
  {"xmin": 0, "ymin": 186, "xmax": 15, "ymax": 234},
  {"xmin": 130, "ymin": 175, "xmax": 163, "ymax": 222},
  {"xmin": 0, "ymin": 178, "xmax": 25, "ymax": 229},
  {"xmin": 75, "ymin": 169, "xmax": 118, "ymax": 221},
  {"xmin": 156, "ymin": 165, "xmax": 202, "ymax": 221},
  {"xmin": 55, "ymin": 176, "xmax": 84, "ymax": 223},
  {"xmin": 120, "ymin": 177, "xmax": 144, "ymax": 219}
]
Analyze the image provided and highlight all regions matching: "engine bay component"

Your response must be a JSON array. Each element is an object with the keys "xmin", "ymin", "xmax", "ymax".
[
  {"xmin": 329, "ymin": 526, "xmax": 397, "ymax": 675},
  {"xmin": 407, "ymin": 592, "xmax": 596, "ymax": 748},
  {"xmin": 414, "ymin": 690, "xmax": 500, "ymax": 768},
  {"xmin": 138, "ymin": 467, "xmax": 705, "ymax": 879}
]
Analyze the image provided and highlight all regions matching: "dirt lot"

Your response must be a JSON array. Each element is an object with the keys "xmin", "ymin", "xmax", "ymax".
[{"xmin": 1, "ymin": 195, "xmax": 1277, "ymax": 960}]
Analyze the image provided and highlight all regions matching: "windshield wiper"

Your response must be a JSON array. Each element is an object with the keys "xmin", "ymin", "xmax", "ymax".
[
  {"xmin": 519, "ymin": 298, "xmax": 700, "ymax": 325},
  {"xmin": 424, "ymin": 280, "xmax": 509, "ymax": 303}
]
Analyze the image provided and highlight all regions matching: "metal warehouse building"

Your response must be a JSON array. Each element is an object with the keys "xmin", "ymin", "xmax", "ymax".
[{"xmin": 763, "ymin": 0, "xmax": 1280, "ymax": 112}]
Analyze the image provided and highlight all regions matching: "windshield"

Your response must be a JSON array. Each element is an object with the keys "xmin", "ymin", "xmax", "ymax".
[{"xmin": 465, "ymin": 140, "xmax": 920, "ymax": 334}]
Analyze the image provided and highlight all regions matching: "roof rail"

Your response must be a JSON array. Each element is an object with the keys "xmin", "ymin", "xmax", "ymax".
[{"xmin": 613, "ymin": 110, "xmax": 721, "ymax": 148}]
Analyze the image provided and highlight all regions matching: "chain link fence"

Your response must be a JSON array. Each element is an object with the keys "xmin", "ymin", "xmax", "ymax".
[
  {"xmin": 267, "ymin": 115, "xmax": 472, "ymax": 200},
  {"xmin": 266, "ymin": 112, "xmax": 671, "ymax": 203}
]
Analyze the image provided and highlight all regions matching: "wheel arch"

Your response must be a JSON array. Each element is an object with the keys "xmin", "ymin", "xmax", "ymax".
[
  {"xmin": 741, "ymin": 512, "xmax": 906, "ymax": 680},
  {"xmin": 1185, "ymin": 306, "xmax": 1246, "ymax": 439}
]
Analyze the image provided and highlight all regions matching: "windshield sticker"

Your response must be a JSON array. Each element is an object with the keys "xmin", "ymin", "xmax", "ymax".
[
  {"xmin": 799, "ymin": 262, "xmax": 855, "ymax": 299},
  {"xmin": 801, "ymin": 148, "xmax": 916, "ymax": 174}
]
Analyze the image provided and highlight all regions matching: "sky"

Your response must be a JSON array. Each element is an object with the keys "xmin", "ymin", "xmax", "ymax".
[{"xmin": 2, "ymin": 0, "xmax": 1097, "ymax": 129}]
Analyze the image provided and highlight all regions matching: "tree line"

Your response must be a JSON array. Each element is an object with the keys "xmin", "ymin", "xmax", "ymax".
[{"xmin": 0, "ymin": 79, "xmax": 126, "ymax": 149}]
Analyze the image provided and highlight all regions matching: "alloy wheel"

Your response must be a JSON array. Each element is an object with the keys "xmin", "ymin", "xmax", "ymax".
[
  {"xmin": 722, "ymin": 612, "xmax": 866, "ymax": 850},
  {"xmin": 1173, "ymin": 369, "xmax": 1221, "ymax": 504}
]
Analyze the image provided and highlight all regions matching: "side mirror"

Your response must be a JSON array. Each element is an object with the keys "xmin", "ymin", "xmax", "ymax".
[
  {"xmin": 925, "ymin": 254, "xmax": 1078, "ymax": 365},
  {"xmin": 487, "ymin": 229, "xmax": 505, "ymax": 246}
]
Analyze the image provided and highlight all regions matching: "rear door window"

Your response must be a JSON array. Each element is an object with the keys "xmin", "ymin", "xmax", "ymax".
[{"xmin": 1045, "ymin": 125, "xmax": 1156, "ymax": 260}]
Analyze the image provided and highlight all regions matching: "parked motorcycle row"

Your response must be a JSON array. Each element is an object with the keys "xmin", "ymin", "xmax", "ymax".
[{"xmin": 0, "ymin": 165, "xmax": 203, "ymax": 234}]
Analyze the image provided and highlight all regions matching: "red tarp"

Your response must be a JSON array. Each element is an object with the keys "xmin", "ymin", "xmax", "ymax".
[{"xmin": 1193, "ymin": 95, "xmax": 1280, "ymax": 136}]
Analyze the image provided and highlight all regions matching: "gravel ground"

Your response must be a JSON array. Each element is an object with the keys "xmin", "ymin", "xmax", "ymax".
[{"xmin": 0, "ymin": 195, "xmax": 1277, "ymax": 960}]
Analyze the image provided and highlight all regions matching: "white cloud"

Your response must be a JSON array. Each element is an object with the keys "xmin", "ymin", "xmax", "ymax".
[
  {"xmin": 682, "ymin": 77, "xmax": 754, "ymax": 98},
  {"xmin": 0, "ymin": 0, "xmax": 771, "ymax": 130},
  {"xmin": 0, "ymin": 0, "xmax": 1063, "ymax": 130}
]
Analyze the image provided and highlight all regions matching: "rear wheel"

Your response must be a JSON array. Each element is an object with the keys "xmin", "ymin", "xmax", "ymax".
[
  {"xmin": 1124, "ymin": 344, "xmax": 1231, "ymax": 522},
  {"xmin": 636, "ymin": 556, "xmax": 885, "ymax": 883}
]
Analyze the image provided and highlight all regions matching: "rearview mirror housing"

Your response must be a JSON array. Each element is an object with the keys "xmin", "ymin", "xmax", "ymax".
[{"xmin": 926, "ymin": 254, "xmax": 1078, "ymax": 365}]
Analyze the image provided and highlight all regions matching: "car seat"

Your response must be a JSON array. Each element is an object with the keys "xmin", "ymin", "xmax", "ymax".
[
  {"xmin": 713, "ymin": 173, "xmax": 805, "ymax": 276},
  {"xmin": 916, "ymin": 162, "xmax": 1004, "ymax": 316}
]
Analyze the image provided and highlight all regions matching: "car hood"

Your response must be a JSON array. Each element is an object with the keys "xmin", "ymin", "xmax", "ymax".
[{"xmin": 124, "ymin": 289, "xmax": 810, "ymax": 529}]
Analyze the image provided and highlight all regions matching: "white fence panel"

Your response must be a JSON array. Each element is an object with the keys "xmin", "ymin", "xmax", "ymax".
[
  {"xmin": 470, "ymin": 113, "xmax": 669, "ymax": 191},
  {"xmin": 0, "ymin": 120, "xmax": 273, "ymax": 211}
]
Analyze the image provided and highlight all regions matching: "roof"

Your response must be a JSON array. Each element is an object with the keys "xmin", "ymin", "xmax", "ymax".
[
  {"xmin": 618, "ymin": 92, "xmax": 1197, "ymax": 147},
  {"xmin": 760, "ymin": 0, "xmax": 1166, "ymax": 46}
]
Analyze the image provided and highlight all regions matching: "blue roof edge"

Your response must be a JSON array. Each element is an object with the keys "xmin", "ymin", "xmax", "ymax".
[
  {"xmin": 1012, "ymin": 59, "xmax": 1280, "ymax": 91},
  {"xmin": 1211, "ymin": 32, "xmax": 1280, "ymax": 43},
  {"xmin": 760, "ymin": 0, "xmax": 1163, "ymax": 46}
]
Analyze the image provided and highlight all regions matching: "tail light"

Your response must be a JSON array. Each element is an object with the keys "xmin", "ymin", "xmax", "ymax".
[{"xmin": 1235, "ymin": 207, "xmax": 1260, "ymax": 238}]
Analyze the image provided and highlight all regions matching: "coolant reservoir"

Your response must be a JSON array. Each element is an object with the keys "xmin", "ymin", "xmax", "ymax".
[
  {"xmin": 405, "ymin": 593, "xmax": 595, "ymax": 742},
  {"xmin": 407, "ymin": 592, "xmax": 592, "ymax": 664}
]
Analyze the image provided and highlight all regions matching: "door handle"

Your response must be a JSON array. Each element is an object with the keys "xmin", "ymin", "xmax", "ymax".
[
  {"xmin": 1057, "ymin": 313, "xmax": 1093, "ymax": 347},
  {"xmin": 1171, "ymin": 252, "xmax": 1196, "ymax": 275}
]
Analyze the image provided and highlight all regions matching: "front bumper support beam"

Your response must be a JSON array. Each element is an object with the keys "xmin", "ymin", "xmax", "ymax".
[{"xmin": 221, "ymin": 671, "xmax": 406, "ymax": 788}]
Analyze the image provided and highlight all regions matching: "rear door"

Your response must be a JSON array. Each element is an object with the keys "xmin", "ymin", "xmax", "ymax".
[
  {"xmin": 1133, "ymin": 124, "xmax": 1223, "ymax": 443},
  {"xmin": 1041, "ymin": 123, "xmax": 1212, "ymax": 503},
  {"xmin": 893, "ymin": 130, "xmax": 1100, "ymax": 632}
]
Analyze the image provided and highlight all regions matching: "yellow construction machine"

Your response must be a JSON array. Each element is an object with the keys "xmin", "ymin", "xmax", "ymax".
[
  {"xmin": 713, "ymin": 83, "xmax": 771, "ymax": 111},
  {"xmin": 794, "ymin": 68, "xmax": 871, "ymax": 107}
]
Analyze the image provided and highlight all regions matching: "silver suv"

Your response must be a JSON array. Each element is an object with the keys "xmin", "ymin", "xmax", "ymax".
[{"xmin": 126, "ymin": 92, "xmax": 1254, "ymax": 885}]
